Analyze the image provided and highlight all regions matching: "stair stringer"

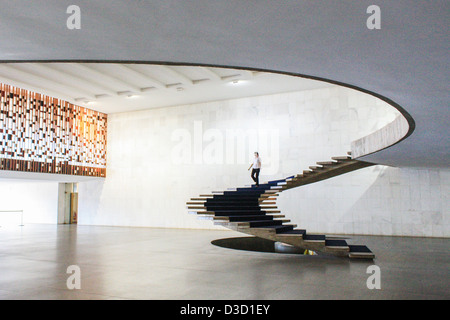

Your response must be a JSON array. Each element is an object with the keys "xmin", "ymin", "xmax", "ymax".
[{"xmin": 229, "ymin": 226, "xmax": 350, "ymax": 257}]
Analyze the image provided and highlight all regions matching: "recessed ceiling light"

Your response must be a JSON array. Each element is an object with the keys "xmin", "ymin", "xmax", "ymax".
[
  {"xmin": 140, "ymin": 87, "xmax": 157, "ymax": 93},
  {"xmin": 176, "ymin": 87, "xmax": 185, "ymax": 92},
  {"xmin": 95, "ymin": 94, "xmax": 110, "ymax": 99},
  {"xmin": 118, "ymin": 91, "xmax": 138, "ymax": 97},
  {"xmin": 228, "ymin": 79, "xmax": 247, "ymax": 86},
  {"xmin": 221, "ymin": 74, "xmax": 242, "ymax": 80}
]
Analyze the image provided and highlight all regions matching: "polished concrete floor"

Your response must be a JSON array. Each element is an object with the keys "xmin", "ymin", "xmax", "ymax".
[{"xmin": 0, "ymin": 224, "xmax": 448, "ymax": 300}]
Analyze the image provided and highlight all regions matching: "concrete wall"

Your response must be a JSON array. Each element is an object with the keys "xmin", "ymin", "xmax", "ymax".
[
  {"xmin": 4, "ymin": 86, "xmax": 447, "ymax": 237},
  {"xmin": 352, "ymin": 114, "xmax": 410, "ymax": 159},
  {"xmin": 76, "ymin": 85, "xmax": 449, "ymax": 237},
  {"xmin": 278, "ymin": 166, "xmax": 449, "ymax": 237},
  {"xmin": 0, "ymin": 179, "xmax": 59, "ymax": 224}
]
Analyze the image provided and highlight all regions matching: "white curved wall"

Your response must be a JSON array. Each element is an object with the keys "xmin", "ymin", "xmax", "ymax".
[
  {"xmin": 75, "ymin": 85, "xmax": 448, "ymax": 237},
  {"xmin": 278, "ymin": 166, "xmax": 449, "ymax": 237}
]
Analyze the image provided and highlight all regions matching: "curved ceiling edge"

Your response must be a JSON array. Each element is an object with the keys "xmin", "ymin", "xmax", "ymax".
[{"xmin": 0, "ymin": 59, "xmax": 416, "ymax": 163}]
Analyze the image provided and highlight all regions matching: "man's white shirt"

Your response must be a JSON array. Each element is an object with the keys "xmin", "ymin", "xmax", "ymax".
[{"xmin": 253, "ymin": 157, "xmax": 261, "ymax": 169}]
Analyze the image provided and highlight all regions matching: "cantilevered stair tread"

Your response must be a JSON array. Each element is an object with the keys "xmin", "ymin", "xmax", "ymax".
[
  {"xmin": 348, "ymin": 245, "xmax": 372, "ymax": 253},
  {"xmin": 213, "ymin": 211, "xmax": 265, "ymax": 216},
  {"xmin": 267, "ymin": 179, "xmax": 287, "ymax": 185},
  {"xmin": 248, "ymin": 220, "xmax": 284, "ymax": 227},
  {"xmin": 331, "ymin": 156, "xmax": 352, "ymax": 161},
  {"xmin": 256, "ymin": 225, "xmax": 295, "ymax": 233},
  {"xmin": 303, "ymin": 234, "xmax": 326, "ymax": 241},
  {"xmin": 316, "ymin": 161, "xmax": 336, "ymax": 166},
  {"xmin": 348, "ymin": 245, "xmax": 375, "ymax": 259},
  {"xmin": 325, "ymin": 239, "xmax": 348, "ymax": 247},
  {"xmin": 278, "ymin": 229, "xmax": 306, "ymax": 236},
  {"xmin": 227, "ymin": 215, "xmax": 275, "ymax": 222}
]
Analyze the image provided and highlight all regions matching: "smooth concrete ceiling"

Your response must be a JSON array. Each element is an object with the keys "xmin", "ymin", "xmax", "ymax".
[
  {"xmin": 0, "ymin": 63, "xmax": 332, "ymax": 114},
  {"xmin": 0, "ymin": 0, "xmax": 448, "ymax": 168}
]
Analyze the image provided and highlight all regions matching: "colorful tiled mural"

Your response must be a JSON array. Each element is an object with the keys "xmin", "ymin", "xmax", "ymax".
[{"xmin": 0, "ymin": 84, "xmax": 107, "ymax": 177}]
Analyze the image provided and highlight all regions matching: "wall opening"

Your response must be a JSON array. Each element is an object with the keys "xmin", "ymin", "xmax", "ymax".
[{"xmin": 58, "ymin": 182, "xmax": 78, "ymax": 224}]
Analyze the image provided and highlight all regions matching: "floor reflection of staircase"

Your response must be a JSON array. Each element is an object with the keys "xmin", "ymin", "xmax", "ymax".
[{"xmin": 187, "ymin": 154, "xmax": 375, "ymax": 259}]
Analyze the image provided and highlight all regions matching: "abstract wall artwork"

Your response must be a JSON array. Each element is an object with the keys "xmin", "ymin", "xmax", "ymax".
[{"xmin": 0, "ymin": 84, "xmax": 107, "ymax": 177}]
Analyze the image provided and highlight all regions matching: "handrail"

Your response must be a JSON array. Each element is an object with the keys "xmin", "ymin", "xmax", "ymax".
[{"xmin": 0, "ymin": 210, "xmax": 24, "ymax": 226}]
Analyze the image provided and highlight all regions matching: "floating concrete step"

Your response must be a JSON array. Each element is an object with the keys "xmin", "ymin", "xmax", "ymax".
[
  {"xmin": 260, "ymin": 193, "xmax": 279, "ymax": 198},
  {"xmin": 348, "ymin": 245, "xmax": 375, "ymax": 259},
  {"xmin": 227, "ymin": 215, "xmax": 275, "ymax": 222},
  {"xmin": 205, "ymin": 199, "xmax": 260, "ymax": 204},
  {"xmin": 331, "ymin": 156, "xmax": 352, "ymax": 161},
  {"xmin": 265, "ymin": 214, "xmax": 285, "ymax": 218},
  {"xmin": 213, "ymin": 214, "xmax": 286, "ymax": 222},
  {"xmin": 186, "ymin": 201, "xmax": 206, "ymax": 205},
  {"xmin": 270, "ymin": 186, "xmax": 283, "ymax": 190},
  {"xmin": 263, "ymin": 190, "xmax": 279, "ymax": 194},
  {"xmin": 187, "ymin": 206, "xmax": 208, "ymax": 210},
  {"xmin": 190, "ymin": 197, "xmax": 210, "ymax": 201},
  {"xmin": 259, "ymin": 197, "xmax": 277, "ymax": 202},
  {"xmin": 239, "ymin": 220, "xmax": 287, "ymax": 228},
  {"xmin": 325, "ymin": 239, "xmax": 348, "ymax": 247},
  {"xmin": 323, "ymin": 239, "xmax": 350, "ymax": 256},
  {"xmin": 202, "ymin": 205, "xmax": 265, "ymax": 210},
  {"xmin": 267, "ymin": 179, "xmax": 287, "ymax": 185},
  {"xmin": 255, "ymin": 224, "xmax": 297, "ymax": 234},
  {"xmin": 213, "ymin": 195, "xmax": 266, "ymax": 200},
  {"xmin": 316, "ymin": 161, "xmax": 336, "ymax": 166},
  {"xmin": 278, "ymin": 229, "xmax": 306, "ymax": 236},
  {"xmin": 303, "ymin": 234, "xmax": 326, "ymax": 242},
  {"xmin": 264, "ymin": 210, "xmax": 281, "ymax": 214},
  {"xmin": 191, "ymin": 210, "xmax": 215, "ymax": 215},
  {"xmin": 213, "ymin": 211, "xmax": 264, "ymax": 216}
]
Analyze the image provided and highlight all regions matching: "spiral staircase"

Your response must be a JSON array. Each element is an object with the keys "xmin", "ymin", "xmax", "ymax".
[{"xmin": 187, "ymin": 153, "xmax": 376, "ymax": 259}]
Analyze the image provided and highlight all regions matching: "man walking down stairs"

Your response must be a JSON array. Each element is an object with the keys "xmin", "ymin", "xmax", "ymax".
[{"xmin": 248, "ymin": 152, "xmax": 262, "ymax": 186}]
